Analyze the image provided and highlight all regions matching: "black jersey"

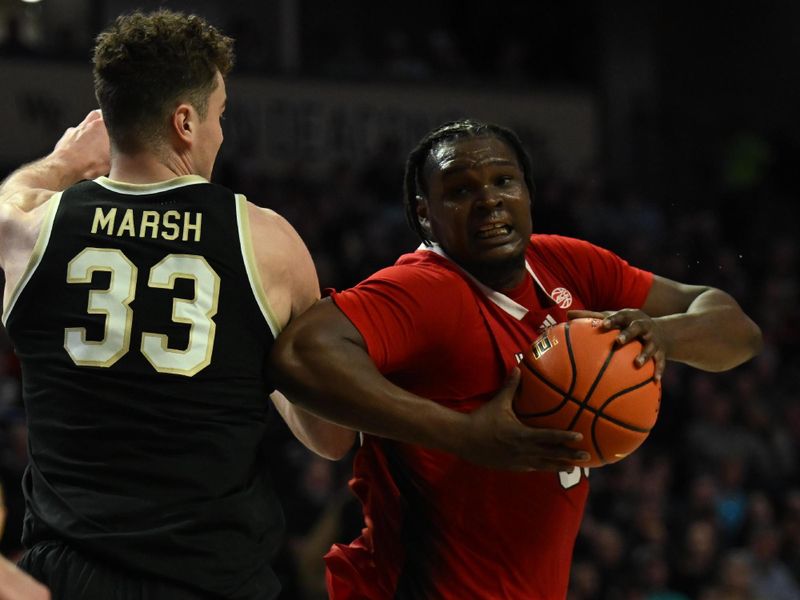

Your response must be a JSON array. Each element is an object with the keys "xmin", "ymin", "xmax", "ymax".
[{"xmin": 3, "ymin": 176, "xmax": 284, "ymax": 599}]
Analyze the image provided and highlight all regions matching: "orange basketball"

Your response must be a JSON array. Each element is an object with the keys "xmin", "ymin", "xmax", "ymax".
[{"xmin": 514, "ymin": 317, "xmax": 661, "ymax": 467}]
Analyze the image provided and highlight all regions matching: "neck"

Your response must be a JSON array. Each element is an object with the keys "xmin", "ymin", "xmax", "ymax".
[
  {"xmin": 108, "ymin": 147, "xmax": 197, "ymax": 184},
  {"xmin": 464, "ymin": 256, "xmax": 527, "ymax": 291}
]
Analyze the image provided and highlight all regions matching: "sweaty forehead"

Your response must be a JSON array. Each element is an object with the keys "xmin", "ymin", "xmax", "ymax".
[{"xmin": 426, "ymin": 136, "xmax": 519, "ymax": 179}]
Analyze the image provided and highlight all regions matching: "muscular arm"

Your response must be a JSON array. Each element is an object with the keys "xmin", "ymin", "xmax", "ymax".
[
  {"xmin": 570, "ymin": 274, "xmax": 762, "ymax": 377},
  {"xmin": 269, "ymin": 299, "xmax": 588, "ymax": 471},
  {"xmin": 0, "ymin": 110, "xmax": 110, "ymax": 302},
  {"xmin": 0, "ymin": 110, "xmax": 109, "ymax": 210},
  {"xmin": 247, "ymin": 204, "xmax": 355, "ymax": 460},
  {"xmin": 641, "ymin": 275, "xmax": 763, "ymax": 371}
]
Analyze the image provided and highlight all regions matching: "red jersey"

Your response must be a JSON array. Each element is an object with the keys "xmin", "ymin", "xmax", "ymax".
[{"xmin": 327, "ymin": 234, "xmax": 653, "ymax": 599}]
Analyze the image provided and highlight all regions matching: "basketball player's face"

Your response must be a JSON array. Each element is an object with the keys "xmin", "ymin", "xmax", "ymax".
[
  {"xmin": 419, "ymin": 136, "xmax": 533, "ymax": 289},
  {"xmin": 195, "ymin": 71, "xmax": 226, "ymax": 179}
]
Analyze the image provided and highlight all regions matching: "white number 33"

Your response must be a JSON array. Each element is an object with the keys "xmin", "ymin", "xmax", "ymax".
[{"xmin": 64, "ymin": 247, "xmax": 220, "ymax": 377}]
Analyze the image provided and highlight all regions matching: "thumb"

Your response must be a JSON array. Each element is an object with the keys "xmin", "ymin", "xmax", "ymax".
[{"xmin": 498, "ymin": 367, "xmax": 521, "ymax": 407}]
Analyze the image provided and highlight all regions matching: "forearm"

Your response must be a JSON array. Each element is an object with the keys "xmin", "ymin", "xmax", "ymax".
[
  {"xmin": 0, "ymin": 154, "xmax": 80, "ymax": 200},
  {"xmin": 656, "ymin": 288, "xmax": 762, "ymax": 371},
  {"xmin": 270, "ymin": 333, "xmax": 470, "ymax": 455},
  {"xmin": 270, "ymin": 391, "xmax": 355, "ymax": 460},
  {"xmin": 1, "ymin": 110, "xmax": 109, "ymax": 205}
]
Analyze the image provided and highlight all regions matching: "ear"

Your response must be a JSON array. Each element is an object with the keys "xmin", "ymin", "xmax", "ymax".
[
  {"xmin": 416, "ymin": 195, "xmax": 433, "ymax": 236},
  {"xmin": 172, "ymin": 103, "xmax": 194, "ymax": 145}
]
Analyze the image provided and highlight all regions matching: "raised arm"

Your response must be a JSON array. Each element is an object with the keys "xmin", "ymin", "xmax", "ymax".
[
  {"xmin": 569, "ymin": 274, "xmax": 763, "ymax": 379},
  {"xmin": 247, "ymin": 203, "xmax": 356, "ymax": 460},
  {"xmin": 0, "ymin": 110, "xmax": 110, "ymax": 303},
  {"xmin": 269, "ymin": 298, "xmax": 589, "ymax": 471},
  {"xmin": 0, "ymin": 110, "xmax": 109, "ymax": 209}
]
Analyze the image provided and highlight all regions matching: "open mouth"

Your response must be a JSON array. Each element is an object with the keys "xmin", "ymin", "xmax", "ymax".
[{"xmin": 476, "ymin": 223, "xmax": 512, "ymax": 239}]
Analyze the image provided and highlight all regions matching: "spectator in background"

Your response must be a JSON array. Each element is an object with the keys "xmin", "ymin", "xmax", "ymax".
[
  {"xmin": 700, "ymin": 549, "xmax": 763, "ymax": 600},
  {"xmin": 747, "ymin": 526, "xmax": 800, "ymax": 600},
  {"xmin": 673, "ymin": 518, "xmax": 721, "ymax": 598}
]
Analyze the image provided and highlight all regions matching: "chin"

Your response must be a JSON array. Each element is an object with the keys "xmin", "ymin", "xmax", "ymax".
[
  {"xmin": 461, "ymin": 244, "xmax": 527, "ymax": 286},
  {"xmin": 475, "ymin": 236, "xmax": 527, "ymax": 262}
]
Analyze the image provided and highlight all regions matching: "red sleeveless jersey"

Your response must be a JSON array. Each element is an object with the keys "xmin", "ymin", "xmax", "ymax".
[{"xmin": 327, "ymin": 234, "xmax": 653, "ymax": 599}]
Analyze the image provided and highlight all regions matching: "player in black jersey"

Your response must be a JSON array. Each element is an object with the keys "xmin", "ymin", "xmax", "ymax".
[{"xmin": 0, "ymin": 10, "xmax": 353, "ymax": 600}]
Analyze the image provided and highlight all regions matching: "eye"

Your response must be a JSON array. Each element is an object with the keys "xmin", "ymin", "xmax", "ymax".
[
  {"xmin": 496, "ymin": 175, "xmax": 513, "ymax": 186},
  {"xmin": 445, "ymin": 183, "xmax": 472, "ymax": 199}
]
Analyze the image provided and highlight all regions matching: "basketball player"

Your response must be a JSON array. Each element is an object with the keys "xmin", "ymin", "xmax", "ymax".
[
  {"xmin": 270, "ymin": 120, "xmax": 763, "ymax": 598},
  {"xmin": 0, "ymin": 10, "xmax": 353, "ymax": 600}
]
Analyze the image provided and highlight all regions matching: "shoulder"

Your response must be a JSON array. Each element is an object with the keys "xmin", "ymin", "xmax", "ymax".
[
  {"xmin": 245, "ymin": 201, "xmax": 305, "ymax": 259},
  {"xmin": 242, "ymin": 199, "xmax": 319, "ymax": 324},
  {"xmin": 0, "ymin": 191, "xmax": 58, "ymax": 271},
  {"xmin": 0, "ymin": 188, "xmax": 57, "ymax": 217},
  {"xmin": 335, "ymin": 250, "xmax": 475, "ymax": 326},
  {"xmin": 0, "ymin": 189, "xmax": 58, "ymax": 241},
  {"xmin": 360, "ymin": 249, "xmax": 470, "ymax": 293},
  {"xmin": 528, "ymin": 234, "xmax": 622, "ymax": 267},
  {"xmin": 529, "ymin": 233, "xmax": 597, "ymax": 255}
]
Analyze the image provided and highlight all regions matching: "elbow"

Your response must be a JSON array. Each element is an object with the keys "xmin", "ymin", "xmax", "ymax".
[
  {"xmin": 268, "ymin": 334, "xmax": 306, "ymax": 403},
  {"xmin": 746, "ymin": 318, "xmax": 765, "ymax": 360},
  {"xmin": 711, "ymin": 317, "xmax": 764, "ymax": 372},
  {"xmin": 317, "ymin": 431, "xmax": 357, "ymax": 461}
]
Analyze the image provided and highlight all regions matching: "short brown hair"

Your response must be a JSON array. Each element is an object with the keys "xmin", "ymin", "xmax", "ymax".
[{"xmin": 93, "ymin": 9, "xmax": 235, "ymax": 153}]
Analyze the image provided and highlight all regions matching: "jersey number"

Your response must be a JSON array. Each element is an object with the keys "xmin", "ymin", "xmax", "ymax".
[{"xmin": 64, "ymin": 248, "xmax": 220, "ymax": 377}]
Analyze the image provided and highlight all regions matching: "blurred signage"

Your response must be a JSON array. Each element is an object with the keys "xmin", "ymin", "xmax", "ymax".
[{"xmin": 0, "ymin": 59, "xmax": 596, "ymax": 177}]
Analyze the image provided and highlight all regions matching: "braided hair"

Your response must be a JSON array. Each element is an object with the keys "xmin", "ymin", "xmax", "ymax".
[{"xmin": 403, "ymin": 119, "xmax": 536, "ymax": 245}]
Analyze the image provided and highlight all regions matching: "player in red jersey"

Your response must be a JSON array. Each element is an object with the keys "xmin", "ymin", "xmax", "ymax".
[{"xmin": 270, "ymin": 120, "xmax": 762, "ymax": 599}]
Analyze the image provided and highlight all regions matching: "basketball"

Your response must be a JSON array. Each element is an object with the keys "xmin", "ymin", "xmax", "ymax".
[{"xmin": 514, "ymin": 317, "xmax": 661, "ymax": 467}]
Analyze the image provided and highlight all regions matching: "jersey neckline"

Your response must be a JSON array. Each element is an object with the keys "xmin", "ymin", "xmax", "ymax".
[
  {"xmin": 94, "ymin": 175, "xmax": 208, "ymax": 195},
  {"xmin": 418, "ymin": 243, "xmax": 549, "ymax": 321}
]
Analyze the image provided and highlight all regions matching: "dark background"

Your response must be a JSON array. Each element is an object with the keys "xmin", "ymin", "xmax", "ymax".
[{"xmin": 0, "ymin": 1, "xmax": 798, "ymax": 598}]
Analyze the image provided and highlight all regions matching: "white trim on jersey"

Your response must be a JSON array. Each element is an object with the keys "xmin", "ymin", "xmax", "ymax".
[
  {"xmin": 93, "ymin": 175, "xmax": 208, "ymax": 195},
  {"xmin": 2, "ymin": 192, "xmax": 63, "ymax": 326},
  {"xmin": 419, "ymin": 243, "xmax": 530, "ymax": 320},
  {"xmin": 525, "ymin": 260, "xmax": 555, "ymax": 300},
  {"xmin": 234, "ymin": 194, "xmax": 282, "ymax": 339}
]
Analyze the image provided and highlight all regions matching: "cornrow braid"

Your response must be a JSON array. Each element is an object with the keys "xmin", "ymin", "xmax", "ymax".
[{"xmin": 403, "ymin": 119, "xmax": 536, "ymax": 245}]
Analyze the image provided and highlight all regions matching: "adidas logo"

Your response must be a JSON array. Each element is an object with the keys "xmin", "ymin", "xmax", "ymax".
[{"xmin": 539, "ymin": 314, "xmax": 557, "ymax": 332}]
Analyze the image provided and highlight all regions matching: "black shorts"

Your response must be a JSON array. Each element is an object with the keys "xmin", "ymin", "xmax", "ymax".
[{"xmin": 18, "ymin": 541, "xmax": 216, "ymax": 600}]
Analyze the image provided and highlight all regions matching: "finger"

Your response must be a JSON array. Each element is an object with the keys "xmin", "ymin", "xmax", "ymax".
[
  {"xmin": 523, "ymin": 427, "xmax": 583, "ymax": 445},
  {"xmin": 497, "ymin": 367, "xmax": 522, "ymax": 411},
  {"xmin": 602, "ymin": 309, "xmax": 640, "ymax": 332},
  {"xmin": 528, "ymin": 458, "xmax": 587, "ymax": 472},
  {"xmin": 615, "ymin": 320, "xmax": 646, "ymax": 345},
  {"xmin": 636, "ymin": 339, "xmax": 657, "ymax": 367},
  {"xmin": 537, "ymin": 445, "xmax": 591, "ymax": 462},
  {"xmin": 506, "ymin": 367, "xmax": 521, "ymax": 389},
  {"xmin": 654, "ymin": 352, "xmax": 666, "ymax": 382}
]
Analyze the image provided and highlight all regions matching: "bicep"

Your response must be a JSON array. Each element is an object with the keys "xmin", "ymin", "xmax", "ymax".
[
  {"xmin": 641, "ymin": 274, "xmax": 709, "ymax": 317},
  {"xmin": 248, "ymin": 204, "xmax": 321, "ymax": 328},
  {"xmin": 271, "ymin": 298, "xmax": 369, "ymax": 377},
  {"xmin": 0, "ymin": 193, "xmax": 52, "ymax": 271},
  {"xmin": 283, "ymin": 226, "xmax": 321, "ymax": 320}
]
